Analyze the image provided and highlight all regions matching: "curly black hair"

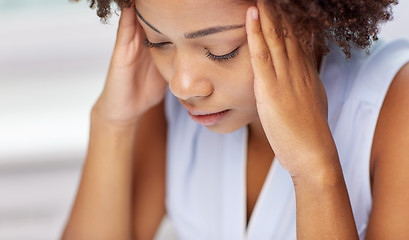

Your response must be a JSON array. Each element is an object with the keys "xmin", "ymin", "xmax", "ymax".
[{"xmin": 77, "ymin": 0, "xmax": 398, "ymax": 58}]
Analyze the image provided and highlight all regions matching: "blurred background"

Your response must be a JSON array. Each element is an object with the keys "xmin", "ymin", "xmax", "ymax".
[
  {"xmin": 0, "ymin": 1, "xmax": 118, "ymax": 239},
  {"xmin": 0, "ymin": 0, "xmax": 408, "ymax": 239}
]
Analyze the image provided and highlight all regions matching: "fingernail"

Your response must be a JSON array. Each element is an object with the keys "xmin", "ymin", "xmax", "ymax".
[{"xmin": 252, "ymin": 8, "xmax": 259, "ymax": 20}]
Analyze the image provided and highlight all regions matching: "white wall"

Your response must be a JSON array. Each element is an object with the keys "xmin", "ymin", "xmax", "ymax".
[
  {"xmin": 0, "ymin": 1, "xmax": 119, "ymax": 239},
  {"xmin": 379, "ymin": 0, "xmax": 409, "ymax": 41}
]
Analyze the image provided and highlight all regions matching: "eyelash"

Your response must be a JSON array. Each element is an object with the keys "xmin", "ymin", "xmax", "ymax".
[
  {"xmin": 143, "ymin": 38, "xmax": 170, "ymax": 48},
  {"xmin": 205, "ymin": 47, "xmax": 240, "ymax": 62},
  {"xmin": 143, "ymin": 37, "xmax": 240, "ymax": 62}
]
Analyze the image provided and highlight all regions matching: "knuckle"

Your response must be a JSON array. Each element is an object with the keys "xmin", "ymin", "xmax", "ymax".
[
  {"xmin": 266, "ymin": 25, "xmax": 282, "ymax": 39},
  {"xmin": 253, "ymin": 48, "xmax": 272, "ymax": 62}
]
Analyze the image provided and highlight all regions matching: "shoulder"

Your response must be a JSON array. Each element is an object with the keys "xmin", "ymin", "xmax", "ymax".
[
  {"xmin": 369, "ymin": 39, "xmax": 409, "ymax": 175},
  {"xmin": 366, "ymin": 59, "xmax": 409, "ymax": 238},
  {"xmin": 371, "ymin": 61, "xmax": 409, "ymax": 161}
]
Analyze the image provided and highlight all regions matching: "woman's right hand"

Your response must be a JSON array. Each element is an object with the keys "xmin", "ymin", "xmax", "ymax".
[{"xmin": 93, "ymin": 5, "xmax": 168, "ymax": 125}]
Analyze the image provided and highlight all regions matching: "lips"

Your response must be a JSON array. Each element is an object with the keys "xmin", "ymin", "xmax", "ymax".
[{"xmin": 188, "ymin": 109, "xmax": 230, "ymax": 126}]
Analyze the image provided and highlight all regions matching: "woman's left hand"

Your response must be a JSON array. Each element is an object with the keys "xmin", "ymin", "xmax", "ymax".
[{"xmin": 246, "ymin": 1, "xmax": 338, "ymax": 178}]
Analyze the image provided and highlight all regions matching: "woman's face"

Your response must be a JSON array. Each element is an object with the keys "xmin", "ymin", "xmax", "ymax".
[{"xmin": 136, "ymin": 0, "xmax": 257, "ymax": 133}]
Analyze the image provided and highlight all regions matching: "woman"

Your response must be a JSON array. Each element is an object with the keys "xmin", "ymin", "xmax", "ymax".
[{"xmin": 63, "ymin": 0, "xmax": 409, "ymax": 239}]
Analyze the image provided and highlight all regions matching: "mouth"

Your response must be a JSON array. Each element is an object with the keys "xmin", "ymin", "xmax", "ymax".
[{"xmin": 187, "ymin": 109, "xmax": 230, "ymax": 126}]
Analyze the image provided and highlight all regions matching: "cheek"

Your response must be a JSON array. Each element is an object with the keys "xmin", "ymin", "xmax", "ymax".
[
  {"xmin": 224, "ymin": 46, "xmax": 255, "ymax": 100},
  {"xmin": 237, "ymin": 72, "xmax": 256, "ymax": 106},
  {"xmin": 149, "ymin": 44, "xmax": 256, "ymax": 102},
  {"xmin": 149, "ymin": 50, "xmax": 174, "ymax": 83}
]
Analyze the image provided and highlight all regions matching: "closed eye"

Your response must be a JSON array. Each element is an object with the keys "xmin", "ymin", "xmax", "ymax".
[
  {"xmin": 143, "ymin": 38, "xmax": 171, "ymax": 48},
  {"xmin": 206, "ymin": 47, "xmax": 240, "ymax": 62},
  {"xmin": 143, "ymin": 37, "xmax": 240, "ymax": 62}
]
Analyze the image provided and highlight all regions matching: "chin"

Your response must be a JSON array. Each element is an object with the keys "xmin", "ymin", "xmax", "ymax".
[{"xmin": 205, "ymin": 122, "xmax": 245, "ymax": 134}]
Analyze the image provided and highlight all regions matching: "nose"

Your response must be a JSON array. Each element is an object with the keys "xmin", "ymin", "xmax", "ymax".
[{"xmin": 169, "ymin": 53, "xmax": 213, "ymax": 101}]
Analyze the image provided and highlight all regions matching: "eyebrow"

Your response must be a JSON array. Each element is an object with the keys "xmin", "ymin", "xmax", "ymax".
[
  {"xmin": 184, "ymin": 24, "xmax": 245, "ymax": 39},
  {"xmin": 135, "ymin": 7, "xmax": 245, "ymax": 39}
]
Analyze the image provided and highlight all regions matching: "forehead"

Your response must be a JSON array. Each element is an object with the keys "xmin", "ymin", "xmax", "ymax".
[{"xmin": 135, "ymin": 0, "xmax": 253, "ymax": 34}]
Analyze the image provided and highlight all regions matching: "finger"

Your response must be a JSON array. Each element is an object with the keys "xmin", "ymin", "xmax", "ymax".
[
  {"xmin": 257, "ymin": 0, "xmax": 288, "ymax": 69},
  {"xmin": 116, "ymin": 5, "xmax": 138, "ymax": 45},
  {"xmin": 279, "ymin": 16, "xmax": 320, "ymax": 85},
  {"xmin": 279, "ymin": 16, "xmax": 310, "ymax": 66},
  {"xmin": 246, "ymin": 6, "xmax": 277, "ymax": 89}
]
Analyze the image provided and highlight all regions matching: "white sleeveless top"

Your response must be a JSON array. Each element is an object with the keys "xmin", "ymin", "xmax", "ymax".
[{"xmin": 164, "ymin": 39, "xmax": 409, "ymax": 240}]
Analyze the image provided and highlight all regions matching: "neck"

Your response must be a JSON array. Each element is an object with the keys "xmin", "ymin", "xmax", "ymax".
[{"xmin": 248, "ymin": 119, "xmax": 270, "ymax": 149}]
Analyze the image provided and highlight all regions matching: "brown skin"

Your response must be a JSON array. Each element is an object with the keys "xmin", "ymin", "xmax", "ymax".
[
  {"xmin": 85, "ymin": 0, "xmax": 397, "ymax": 58},
  {"xmin": 366, "ymin": 63, "xmax": 409, "ymax": 239},
  {"xmin": 63, "ymin": 0, "xmax": 409, "ymax": 239},
  {"xmin": 136, "ymin": 0, "xmax": 259, "ymax": 134},
  {"xmin": 246, "ymin": 120, "xmax": 274, "ymax": 225},
  {"xmin": 62, "ymin": 6, "xmax": 167, "ymax": 239},
  {"xmin": 131, "ymin": 102, "xmax": 167, "ymax": 240}
]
